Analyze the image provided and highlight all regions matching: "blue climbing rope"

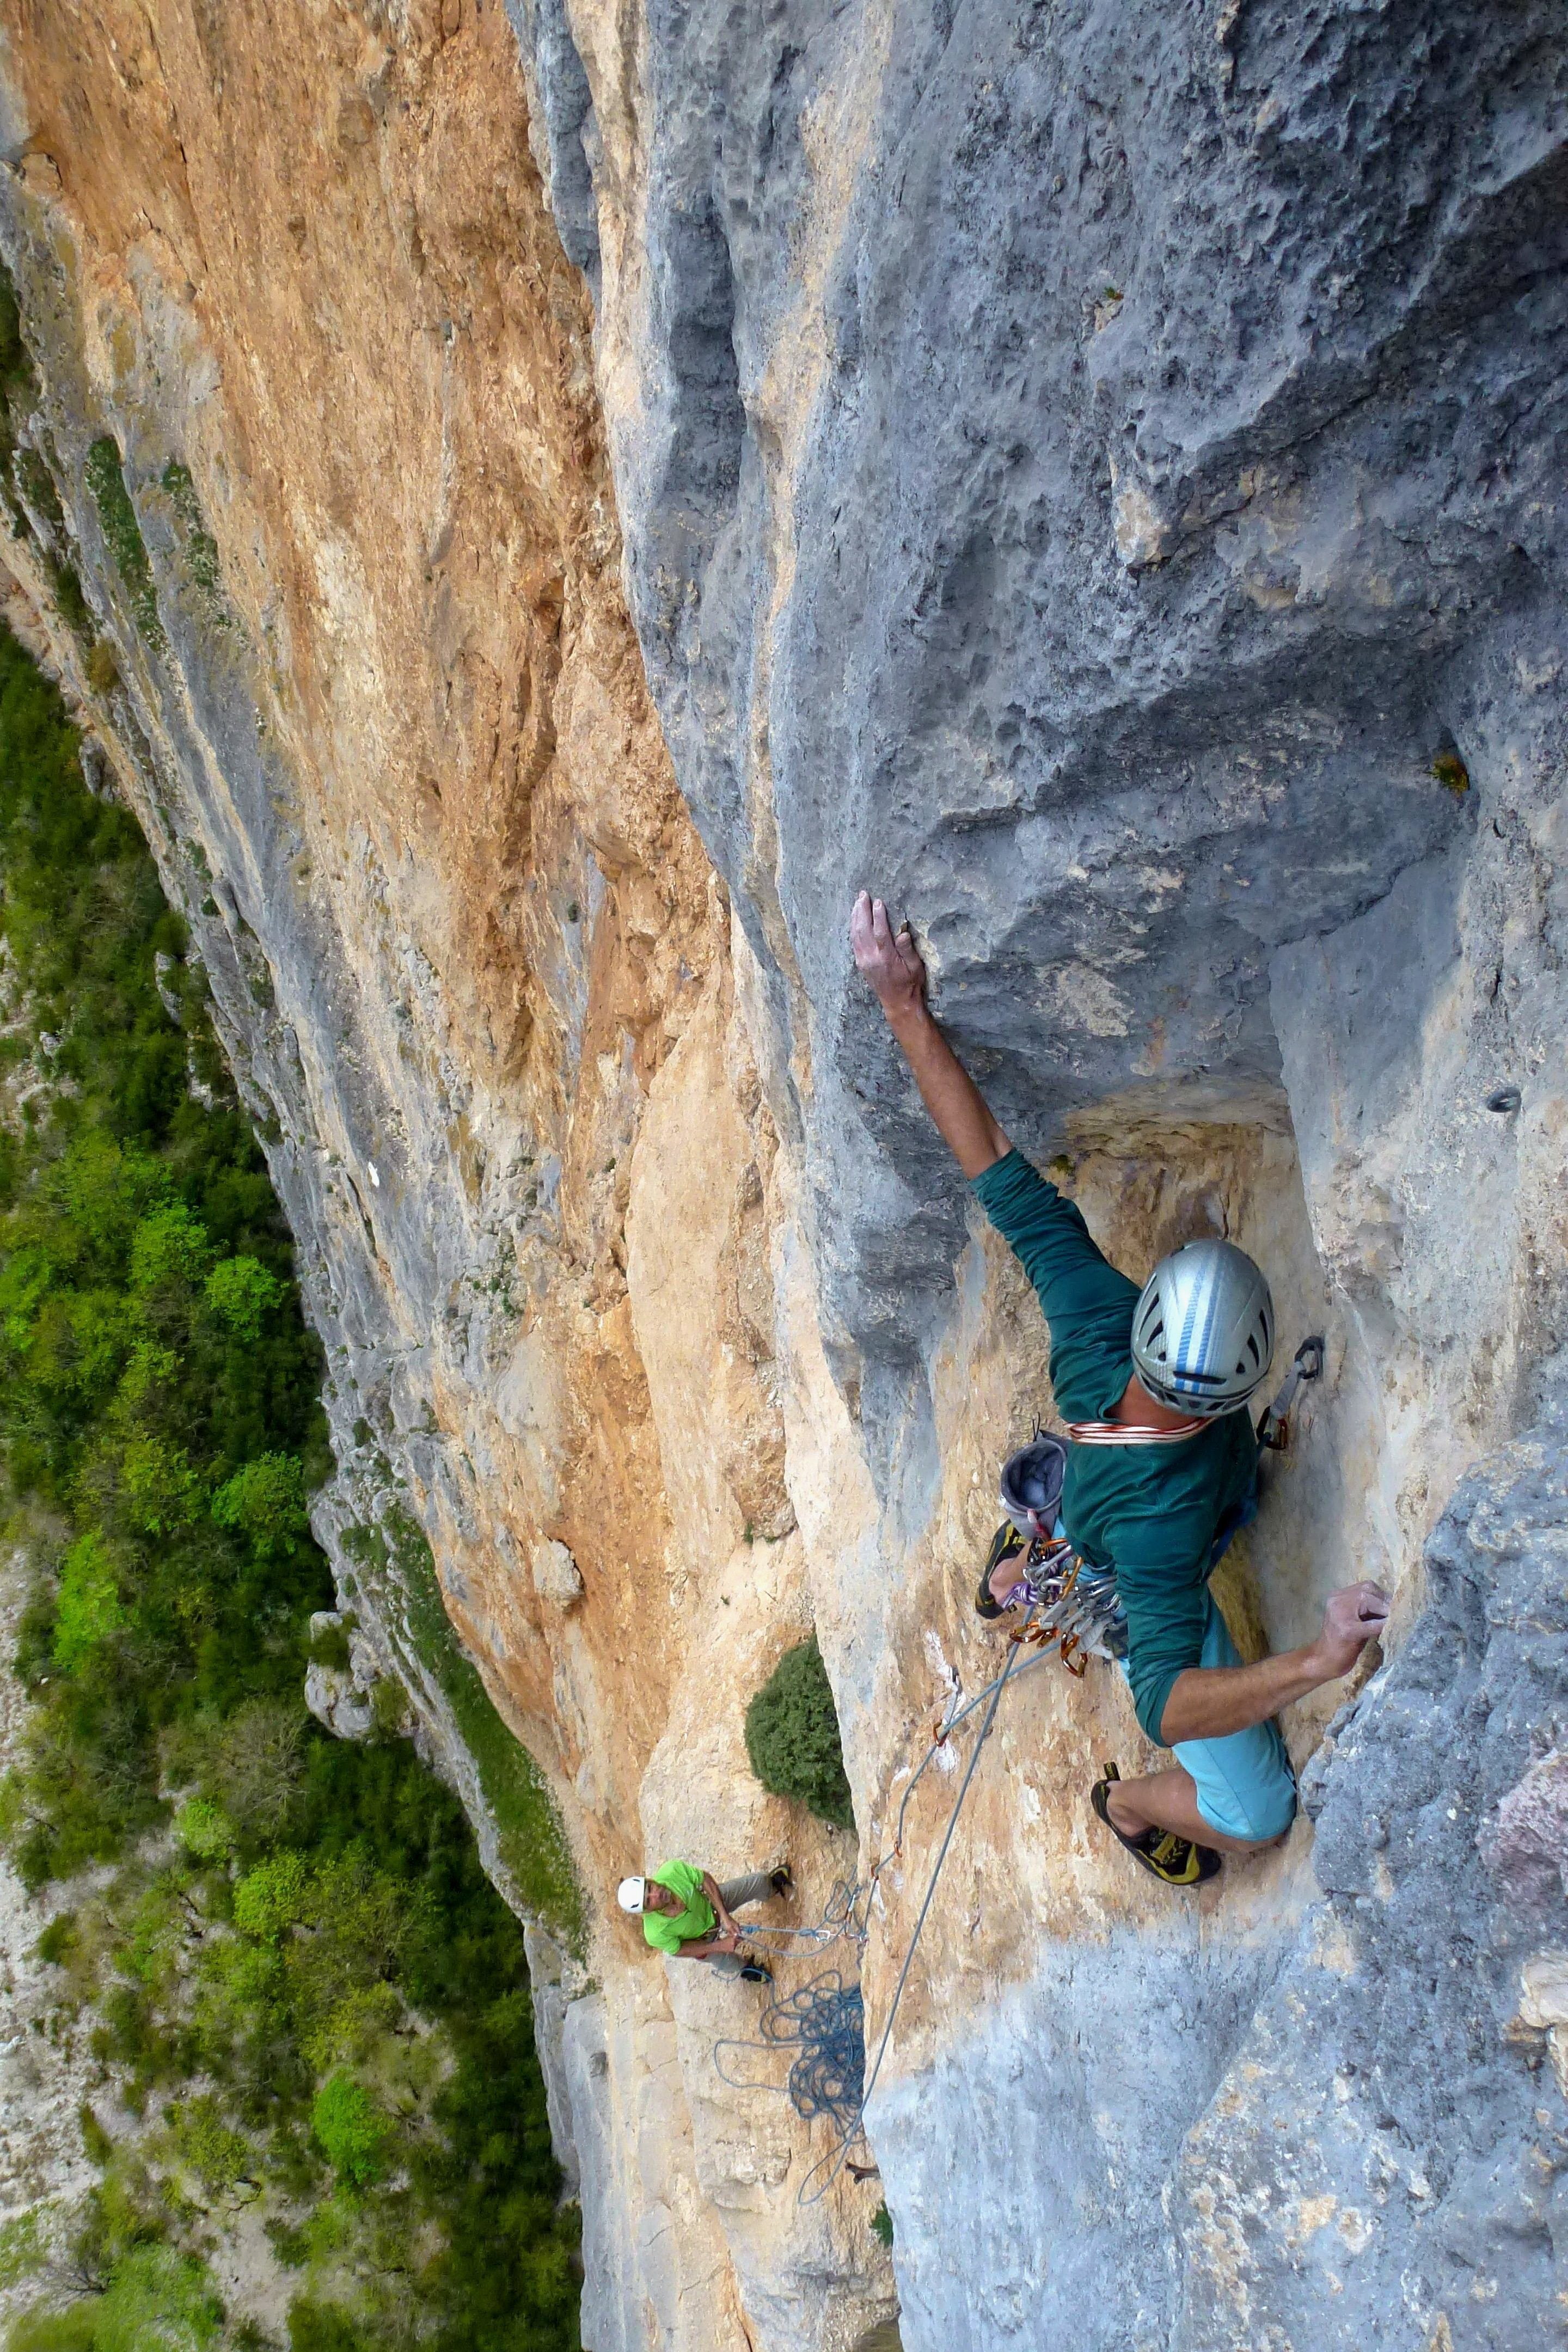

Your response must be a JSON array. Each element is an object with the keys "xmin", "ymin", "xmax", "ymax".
[{"xmin": 715, "ymin": 1971, "xmax": 867, "ymax": 2141}]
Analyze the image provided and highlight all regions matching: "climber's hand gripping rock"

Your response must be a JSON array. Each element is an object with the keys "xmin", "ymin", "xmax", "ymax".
[
  {"xmin": 851, "ymin": 892, "xmax": 1010, "ymax": 1180},
  {"xmin": 1155, "ymin": 1579, "xmax": 1389, "ymax": 1750},
  {"xmin": 1314, "ymin": 1579, "xmax": 1390, "ymax": 1676},
  {"xmin": 850, "ymin": 890, "xmax": 927, "ymax": 1020}
]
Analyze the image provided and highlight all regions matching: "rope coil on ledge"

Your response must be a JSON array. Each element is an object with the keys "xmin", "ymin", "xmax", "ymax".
[{"xmin": 714, "ymin": 1972, "xmax": 867, "ymax": 2139}]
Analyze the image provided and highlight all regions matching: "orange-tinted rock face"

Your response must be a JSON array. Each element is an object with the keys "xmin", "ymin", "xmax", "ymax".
[
  {"xmin": 0, "ymin": 0, "xmax": 708, "ymax": 1816},
  {"xmin": 0, "ymin": 8, "xmax": 878, "ymax": 2343}
]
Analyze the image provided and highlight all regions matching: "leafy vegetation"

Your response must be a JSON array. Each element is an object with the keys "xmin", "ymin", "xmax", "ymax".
[
  {"xmin": 159, "ymin": 462, "xmax": 231, "ymax": 631},
  {"xmin": 744, "ymin": 1636, "xmax": 855, "ymax": 1833},
  {"xmin": 0, "ymin": 260, "xmax": 38, "ymax": 529},
  {"xmin": 0, "ymin": 265, "xmax": 95, "ymax": 652},
  {"xmin": 0, "ymin": 627, "xmax": 580, "ymax": 2349},
  {"xmin": 84, "ymin": 439, "xmax": 165, "ymax": 651},
  {"xmin": 341, "ymin": 1512, "xmax": 583, "ymax": 1945}
]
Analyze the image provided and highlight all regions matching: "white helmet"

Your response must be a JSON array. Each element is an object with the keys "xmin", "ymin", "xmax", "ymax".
[
  {"xmin": 617, "ymin": 1876, "xmax": 646, "ymax": 1914},
  {"xmin": 1131, "ymin": 1239, "xmax": 1274, "ymax": 1418}
]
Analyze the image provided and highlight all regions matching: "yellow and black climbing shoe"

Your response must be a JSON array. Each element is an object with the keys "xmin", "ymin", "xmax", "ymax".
[
  {"xmin": 1091, "ymin": 1763, "xmax": 1221, "ymax": 1888},
  {"xmin": 976, "ymin": 1521, "xmax": 1027, "ymax": 1619}
]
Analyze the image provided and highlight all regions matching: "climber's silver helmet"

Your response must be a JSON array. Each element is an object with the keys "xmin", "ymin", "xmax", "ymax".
[
  {"xmin": 617, "ymin": 1877, "xmax": 646, "ymax": 1915},
  {"xmin": 1131, "ymin": 1238, "xmax": 1275, "ymax": 1418}
]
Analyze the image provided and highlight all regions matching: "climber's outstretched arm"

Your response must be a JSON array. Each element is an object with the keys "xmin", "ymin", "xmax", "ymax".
[
  {"xmin": 1157, "ymin": 1581, "xmax": 1389, "ymax": 1743},
  {"xmin": 851, "ymin": 892, "xmax": 1010, "ymax": 1180}
]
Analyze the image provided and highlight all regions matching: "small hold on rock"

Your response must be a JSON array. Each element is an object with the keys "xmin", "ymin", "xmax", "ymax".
[{"xmin": 532, "ymin": 1538, "xmax": 585, "ymax": 1611}]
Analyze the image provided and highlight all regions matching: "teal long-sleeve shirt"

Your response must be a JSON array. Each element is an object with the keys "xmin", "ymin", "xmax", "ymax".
[{"xmin": 971, "ymin": 1150, "xmax": 1259, "ymax": 1745}]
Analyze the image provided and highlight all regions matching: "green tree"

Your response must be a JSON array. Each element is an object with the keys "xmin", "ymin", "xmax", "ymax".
[
  {"xmin": 119, "ymin": 1437, "xmax": 201, "ymax": 1535},
  {"xmin": 203, "ymin": 1255, "xmax": 283, "ymax": 1340},
  {"xmin": 128, "ymin": 1203, "xmax": 211, "ymax": 1291},
  {"xmin": 170, "ymin": 1796, "xmax": 235, "ymax": 1861},
  {"xmin": 210, "ymin": 1454, "xmax": 309, "ymax": 1560},
  {"xmin": 232, "ymin": 1851, "xmax": 312, "ymax": 1941},
  {"xmin": 94, "ymin": 2245, "xmax": 223, "ymax": 2352},
  {"xmin": 168, "ymin": 2097, "xmax": 253, "ymax": 2196},
  {"xmin": 310, "ymin": 2077, "xmax": 388, "ymax": 2189},
  {"xmin": 52, "ymin": 1532, "xmax": 125, "ymax": 1672}
]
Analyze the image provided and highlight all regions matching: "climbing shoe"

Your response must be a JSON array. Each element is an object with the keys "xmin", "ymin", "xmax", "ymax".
[
  {"xmin": 739, "ymin": 1961, "xmax": 774, "ymax": 1984},
  {"xmin": 769, "ymin": 1865, "xmax": 793, "ymax": 1898},
  {"xmin": 975, "ymin": 1522, "xmax": 1027, "ymax": 1619},
  {"xmin": 1091, "ymin": 1763, "xmax": 1221, "ymax": 1888}
]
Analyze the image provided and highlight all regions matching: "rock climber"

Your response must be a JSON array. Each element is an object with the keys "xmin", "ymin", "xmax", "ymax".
[
  {"xmin": 617, "ymin": 1860, "xmax": 792, "ymax": 1980},
  {"xmin": 850, "ymin": 891, "xmax": 1390, "ymax": 1888}
]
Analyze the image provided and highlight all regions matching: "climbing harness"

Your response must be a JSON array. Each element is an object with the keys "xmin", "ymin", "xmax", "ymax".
[{"xmin": 1255, "ymin": 1334, "xmax": 1326, "ymax": 1451}]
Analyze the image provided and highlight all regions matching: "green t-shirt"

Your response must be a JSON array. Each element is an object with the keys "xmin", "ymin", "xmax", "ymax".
[
  {"xmin": 641, "ymin": 1859, "xmax": 715, "ymax": 1955},
  {"xmin": 971, "ymin": 1150, "xmax": 1260, "ymax": 1746}
]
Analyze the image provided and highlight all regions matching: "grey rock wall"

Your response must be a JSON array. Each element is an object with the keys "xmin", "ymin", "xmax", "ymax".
[
  {"xmin": 1175, "ymin": 1398, "xmax": 1568, "ymax": 2351},
  {"xmin": 536, "ymin": 0, "xmax": 1567, "ymax": 1382},
  {"xmin": 503, "ymin": 0, "xmax": 1568, "ymax": 2344}
]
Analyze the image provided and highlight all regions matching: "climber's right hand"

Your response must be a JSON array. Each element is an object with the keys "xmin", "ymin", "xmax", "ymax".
[
  {"xmin": 1313, "ymin": 1581, "xmax": 1390, "ymax": 1679},
  {"xmin": 852, "ymin": 891, "xmax": 927, "ymax": 1024}
]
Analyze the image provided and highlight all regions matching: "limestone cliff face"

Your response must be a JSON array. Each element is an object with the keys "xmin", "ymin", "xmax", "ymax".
[{"xmin": 1, "ymin": 3, "xmax": 1566, "ymax": 2348}]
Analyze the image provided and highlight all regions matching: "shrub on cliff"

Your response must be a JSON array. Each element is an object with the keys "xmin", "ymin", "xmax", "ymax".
[{"xmin": 744, "ymin": 1635, "xmax": 855, "ymax": 1832}]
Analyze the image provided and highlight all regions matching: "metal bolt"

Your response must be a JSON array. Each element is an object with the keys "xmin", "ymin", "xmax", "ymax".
[{"xmin": 1486, "ymin": 1087, "xmax": 1521, "ymax": 1114}]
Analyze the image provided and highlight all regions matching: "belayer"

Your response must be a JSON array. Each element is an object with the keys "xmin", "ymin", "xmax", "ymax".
[
  {"xmin": 617, "ymin": 1858, "xmax": 792, "ymax": 1979},
  {"xmin": 851, "ymin": 892, "xmax": 1389, "ymax": 1888}
]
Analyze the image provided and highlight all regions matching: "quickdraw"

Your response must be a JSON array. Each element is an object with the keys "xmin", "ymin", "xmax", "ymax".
[
  {"xmin": 993, "ymin": 1530, "xmax": 1128, "ymax": 1670},
  {"xmin": 1256, "ymin": 1334, "xmax": 1326, "ymax": 1450}
]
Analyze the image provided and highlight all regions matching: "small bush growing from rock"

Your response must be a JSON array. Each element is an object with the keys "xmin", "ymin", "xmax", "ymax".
[
  {"xmin": 85, "ymin": 437, "xmax": 165, "ymax": 648},
  {"xmin": 744, "ymin": 1636, "xmax": 854, "ymax": 1832}
]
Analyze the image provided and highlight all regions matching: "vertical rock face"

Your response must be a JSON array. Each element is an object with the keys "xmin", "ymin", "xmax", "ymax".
[{"xmin": 0, "ymin": 2, "xmax": 1565, "ymax": 2347}]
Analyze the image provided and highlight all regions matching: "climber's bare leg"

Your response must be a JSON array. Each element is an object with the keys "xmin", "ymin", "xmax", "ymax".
[{"xmin": 1104, "ymin": 1766, "xmax": 1283, "ymax": 1859}]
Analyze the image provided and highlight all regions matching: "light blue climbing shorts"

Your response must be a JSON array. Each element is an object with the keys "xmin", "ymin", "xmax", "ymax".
[{"xmin": 1154, "ymin": 1591, "xmax": 1298, "ymax": 1844}]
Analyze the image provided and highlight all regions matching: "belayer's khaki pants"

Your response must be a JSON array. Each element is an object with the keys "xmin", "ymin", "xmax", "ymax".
[{"xmin": 708, "ymin": 1869, "xmax": 775, "ymax": 1976}]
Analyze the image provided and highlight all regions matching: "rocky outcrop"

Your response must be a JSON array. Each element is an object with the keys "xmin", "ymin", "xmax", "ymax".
[
  {"xmin": 0, "ymin": 2, "xmax": 1565, "ymax": 2346},
  {"xmin": 0, "ymin": 1554, "xmax": 100, "ymax": 2333},
  {"xmin": 1174, "ymin": 1395, "xmax": 1568, "ymax": 2350}
]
